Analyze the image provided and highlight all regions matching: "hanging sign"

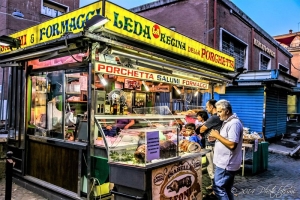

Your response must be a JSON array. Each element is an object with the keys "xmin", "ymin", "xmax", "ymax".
[
  {"xmin": 0, "ymin": 2, "xmax": 102, "ymax": 54},
  {"xmin": 105, "ymin": 2, "xmax": 235, "ymax": 72},
  {"xmin": 95, "ymin": 62, "xmax": 209, "ymax": 89},
  {"xmin": 152, "ymin": 157, "xmax": 202, "ymax": 199}
]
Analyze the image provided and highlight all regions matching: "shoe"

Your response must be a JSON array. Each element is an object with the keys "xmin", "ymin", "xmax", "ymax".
[{"xmin": 206, "ymin": 185, "xmax": 213, "ymax": 190}]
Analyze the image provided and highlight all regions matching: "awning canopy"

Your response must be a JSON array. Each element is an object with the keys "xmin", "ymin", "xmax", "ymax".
[{"xmin": 275, "ymin": 35, "xmax": 296, "ymax": 46}]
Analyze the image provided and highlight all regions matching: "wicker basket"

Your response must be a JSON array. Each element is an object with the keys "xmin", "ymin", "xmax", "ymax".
[{"xmin": 243, "ymin": 138, "xmax": 264, "ymax": 144}]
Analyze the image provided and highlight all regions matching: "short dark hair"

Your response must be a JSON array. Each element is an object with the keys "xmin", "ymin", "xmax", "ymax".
[
  {"xmin": 207, "ymin": 99, "xmax": 218, "ymax": 108},
  {"xmin": 196, "ymin": 111, "xmax": 208, "ymax": 121},
  {"xmin": 185, "ymin": 123, "xmax": 196, "ymax": 130}
]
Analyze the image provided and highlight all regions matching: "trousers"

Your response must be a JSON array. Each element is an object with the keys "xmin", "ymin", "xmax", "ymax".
[
  {"xmin": 206, "ymin": 145, "xmax": 215, "ymax": 180},
  {"xmin": 213, "ymin": 166, "xmax": 236, "ymax": 200}
]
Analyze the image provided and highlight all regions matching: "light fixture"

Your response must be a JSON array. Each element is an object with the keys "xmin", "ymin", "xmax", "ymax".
[
  {"xmin": 97, "ymin": 74, "xmax": 107, "ymax": 86},
  {"xmin": 12, "ymin": 9, "xmax": 24, "ymax": 19},
  {"xmin": 142, "ymin": 81, "xmax": 149, "ymax": 91},
  {"xmin": 110, "ymin": 49, "xmax": 231, "ymax": 82},
  {"xmin": 173, "ymin": 86, "xmax": 181, "ymax": 94},
  {"xmin": 85, "ymin": 15, "xmax": 109, "ymax": 33},
  {"xmin": 135, "ymin": 60, "xmax": 173, "ymax": 74},
  {"xmin": 0, "ymin": 35, "xmax": 21, "ymax": 49},
  {"xmin": 194, "ymin": 90, "xmax": 199, "ymax": 97}
]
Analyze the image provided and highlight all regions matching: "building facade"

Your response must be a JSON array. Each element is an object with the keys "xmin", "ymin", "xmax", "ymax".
[
  {"xmin": 274, "ymin": 30, "xmax": 300, "ymax": 114},
  {"xmin": 131, "ymin": 0, "xmax": 297, "ymax": 139},
  {"xmin": 0, "ymin": 0, "xmax": 79, "ymax": 118}
]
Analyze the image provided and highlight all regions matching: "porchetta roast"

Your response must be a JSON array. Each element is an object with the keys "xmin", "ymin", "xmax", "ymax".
[{"xmin": 134, "ymin": 140, "xmax": 177, "ymax": 163}]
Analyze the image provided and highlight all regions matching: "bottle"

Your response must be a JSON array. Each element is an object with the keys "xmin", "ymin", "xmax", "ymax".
[
  {"xmin": 120, "ymin": 103, "xmax": 124, "ymax": 115},
  {"xmin": 117, "ymin": 100, "xmax": 120, "ymax": 115},
  {"xmin": 104, "ymin": 95, "xmax": 111, "ymax": 115},
  {"xmin": 100, "ymin": 104, "xmax": 104, "ymax": 113},
  {"xmin": 97, "ymin": 104, "xmax": 100, "ymax": 113},
  {"xmin": 112, "ymin": 99, "xmax": 118, "ymax": 115},
  {"xmin": 123, "ymin": 104, "xmax": 128, "ymax": 115}
]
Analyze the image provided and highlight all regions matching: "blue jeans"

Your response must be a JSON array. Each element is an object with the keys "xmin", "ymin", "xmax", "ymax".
[{"xmin": 213, "ymin": 166, "xmax": 236, "ymax": 200}]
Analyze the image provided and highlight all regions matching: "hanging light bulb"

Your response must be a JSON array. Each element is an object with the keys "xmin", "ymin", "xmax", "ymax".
[
  {"xmin": 142, "ymin": 81, "xmax": 149, "ymax": 91},
  {"xmin": 194, "ymin": 89, "xmax": 199, "ymax": 97},
  {"xmin": 173, "ymin": 86, "xmax": 181, "ymax": 94},
  {"xmin": 97, "ymin": 74, "xmax": 107, "ymax": 86}
]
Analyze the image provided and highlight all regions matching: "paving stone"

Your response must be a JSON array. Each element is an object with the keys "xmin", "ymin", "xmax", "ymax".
[{"xmin": 0, "ymin": 152, "xmax": 299, "ymax": 200}]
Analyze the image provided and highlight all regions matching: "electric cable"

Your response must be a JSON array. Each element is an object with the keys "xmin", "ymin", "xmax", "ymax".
[{"xmin": 63, "ymin": 32, "xmax": 90, "ymax": 63}]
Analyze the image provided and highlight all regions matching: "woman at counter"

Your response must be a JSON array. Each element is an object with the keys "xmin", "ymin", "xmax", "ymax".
[{"xmin": 103, "ymin": 119, "xmax": 135, "ymax": 137}]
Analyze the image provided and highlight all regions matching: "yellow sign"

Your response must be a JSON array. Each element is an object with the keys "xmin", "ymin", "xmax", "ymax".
[
  {"xmin": 95, "ymin": 62, "xmax": 209, "ymax": 89},
  {"xmin": 105, "ymin": 2, "xmax": 235, "ymax": 71},
  {"xmin": 0, "ymin": 2, "xmax": 102, "ymax": 54}
]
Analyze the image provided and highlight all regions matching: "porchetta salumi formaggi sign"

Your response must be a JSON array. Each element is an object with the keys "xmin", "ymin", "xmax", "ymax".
[{"xmin": 152, "ymin": 157, "xmax": 202, "ymax": 200}]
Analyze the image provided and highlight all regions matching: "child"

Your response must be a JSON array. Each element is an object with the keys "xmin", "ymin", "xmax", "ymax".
[{"xmin": 184, "ymin": 123, "xmax": 203, "ymax": 147}]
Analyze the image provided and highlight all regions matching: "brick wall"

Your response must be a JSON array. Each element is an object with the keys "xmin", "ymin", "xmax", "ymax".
[{"xmin": 134, "ymin": 0, "xmax": 291, "ymax": 71}]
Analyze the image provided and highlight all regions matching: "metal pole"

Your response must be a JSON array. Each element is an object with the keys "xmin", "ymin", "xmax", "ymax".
[
  {"xmin": 5, "ymin": 151, "xmax": 14, "ymax": 200},
  {"xmin": 0, "ymin": 67, "xmax": 4, "ymax": 123}
]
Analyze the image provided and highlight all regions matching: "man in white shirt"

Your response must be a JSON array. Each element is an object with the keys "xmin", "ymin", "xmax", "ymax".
[{"xmin": 209, "ymin": 99, "xmax": 243, "ymax": 200}]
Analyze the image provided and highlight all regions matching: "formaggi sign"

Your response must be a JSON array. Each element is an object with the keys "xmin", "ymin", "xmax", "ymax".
[
  {"xmin": 105, "ymin": 2, "xmax": 235, "ymax": 71},
  {"xmin": 0, "ymin": 2, "xmax": 102, "ymax": 53}
]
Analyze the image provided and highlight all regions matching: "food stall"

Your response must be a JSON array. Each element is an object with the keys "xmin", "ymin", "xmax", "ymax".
[{"xmin": 0, "ymin": 1, "xmax": 235, "ymax": 199}]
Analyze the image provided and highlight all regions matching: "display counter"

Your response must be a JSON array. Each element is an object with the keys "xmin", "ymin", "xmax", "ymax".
[{"xmin": 94, "ymin": 107, "xmax": 207, "ymax": 199}]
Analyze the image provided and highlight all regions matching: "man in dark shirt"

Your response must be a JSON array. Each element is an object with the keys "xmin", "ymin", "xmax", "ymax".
[{"xmin": 197, "ymin": 99, "xmax": 222, "ymax": 192}]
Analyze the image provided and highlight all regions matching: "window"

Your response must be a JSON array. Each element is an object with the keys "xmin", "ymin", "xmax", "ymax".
[
  {"xmin": 221, "ymin": 29, "xmax": 248, "ymax": 70},
  {"xmin": 260, "ymin": 53, "xmax": 270, "ymax": 70},
  {"xmin": 279, "ymin": 63, "xmax": 289, "ymax": 73},
  {"xmin": 41, "ymin": 0, "xmax": 69, "ymax": 17}
]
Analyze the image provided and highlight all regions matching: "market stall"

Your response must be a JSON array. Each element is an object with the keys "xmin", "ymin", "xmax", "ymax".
[{"xmin": 0, "ymin": 1, "xmax": 235, "ymax": 199}]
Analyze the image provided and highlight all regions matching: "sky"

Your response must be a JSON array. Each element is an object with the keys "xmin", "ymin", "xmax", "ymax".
[{"xmin": 80, "ymin": 0, "xmax": 300, "ymax": 36}]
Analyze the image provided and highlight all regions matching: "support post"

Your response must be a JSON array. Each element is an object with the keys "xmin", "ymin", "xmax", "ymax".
[{"xmin": 5, "ymin": 151, "xmax": 14, "ymax": 200}]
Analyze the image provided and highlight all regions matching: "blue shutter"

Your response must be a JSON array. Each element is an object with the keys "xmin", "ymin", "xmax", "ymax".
[
  {"xmin": 265, "ymin": 89, "xmax": 287, "ymax": 139},
  {"xmin": 220, "ymin": 87, "xmax": 264, "ymax": 133}
]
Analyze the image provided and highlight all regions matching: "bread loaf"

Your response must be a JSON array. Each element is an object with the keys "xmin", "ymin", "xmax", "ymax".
[{"xmin": 179, "ymin": 140, "xmax": 201, "ymax": 153}]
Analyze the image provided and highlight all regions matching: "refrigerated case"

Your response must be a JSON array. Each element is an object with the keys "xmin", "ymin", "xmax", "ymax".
[{"xmin": 93, "ymin": 107, "xmax": 208, "ymax": 199}]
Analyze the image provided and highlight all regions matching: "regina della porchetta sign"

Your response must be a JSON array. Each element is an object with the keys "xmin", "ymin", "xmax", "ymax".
[{"xmin": 151, "ymin": 157, "xmax": 202, "ymax": 200}]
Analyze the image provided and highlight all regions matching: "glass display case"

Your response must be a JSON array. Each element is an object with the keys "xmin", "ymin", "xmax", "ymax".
[
  {"xmin": 94, "ymin": 106, "xmax": 186, "ymax": 167},
  {"xmin": 30, "ymin": 70, "xmax": 88, "ymax": 141}
]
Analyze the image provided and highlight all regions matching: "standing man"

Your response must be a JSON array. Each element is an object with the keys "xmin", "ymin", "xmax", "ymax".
[
  {"xmin": 209, "ymin": 99, "xmax": 243, "ymax": 200},
  {"xmin": 196, "ymin": 99, "xmax": 223, "ymax": 191}
]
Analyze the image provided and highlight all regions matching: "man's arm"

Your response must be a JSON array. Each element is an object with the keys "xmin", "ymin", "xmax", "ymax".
[
  {"xmin": 199, "ymin": 125, "xmax": 208, "ymax": 133},
  {"xmin": 210, "ymin": 129, "xmax": 237, "ymax": 150}
]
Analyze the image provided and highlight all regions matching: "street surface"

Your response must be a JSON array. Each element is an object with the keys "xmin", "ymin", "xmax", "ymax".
[{"xmin": 0, "ymin": 152, "xmax": 299, "ymax": 200}]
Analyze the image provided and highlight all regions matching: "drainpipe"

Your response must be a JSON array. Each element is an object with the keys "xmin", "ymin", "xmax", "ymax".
[
  {"xmin": 251, "ymin": 28, "xmax": 254, "ymax": 70},
  {"xmin": 262, "ymin": 86, "xmax": 267, "ymax": 140},
  {"xmin": 276, "ymin": 48, "xmax": 278, "ymax": 69},
  {"xmin": 214, "ymin": 0, "xmax": 217, "ymax": 48}
]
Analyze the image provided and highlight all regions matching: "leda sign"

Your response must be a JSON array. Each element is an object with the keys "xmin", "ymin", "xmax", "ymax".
[
  {"xmin": 0, "ymin": 2, "xmax": 102, "ymax": 54},
  {"xmin": 105, "ymin": 2, "xmax": 235, "ymax": 71},
  {"xmin": 95, "ymin": 62, "xmax": 209, "ymax": 89}
]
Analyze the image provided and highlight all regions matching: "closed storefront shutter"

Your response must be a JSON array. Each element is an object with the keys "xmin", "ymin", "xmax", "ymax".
[
  {"xmin": 265, "ymin": 88, "xmax": 287, "ymax": 139},
  {"xmin": 220, "ymin": 86, "xmax": 264, "ymax": 133}
]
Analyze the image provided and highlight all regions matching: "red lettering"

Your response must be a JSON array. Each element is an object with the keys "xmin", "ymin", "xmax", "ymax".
[
  {"xmin": 114, "ymin": 67, "xmax": 120, "ymax": 74},
  {"xmin": 98, "ymin": 64, "xmax": 105, "ymax": 71},
  {"xmin": 121, "ymin": 68, "xmax": 127, "ymax": 75}
]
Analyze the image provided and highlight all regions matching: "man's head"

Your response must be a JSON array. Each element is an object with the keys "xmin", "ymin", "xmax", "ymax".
[
  {"xmin": 215, "ymin": 99, "xmax": 233, "ymax": 121},
  {"xmin": 205, "ymin": 99, "xmax": 217, "ymax": 114}
]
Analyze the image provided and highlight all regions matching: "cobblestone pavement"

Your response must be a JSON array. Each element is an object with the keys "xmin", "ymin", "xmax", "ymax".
[
  {"xmin": 0, "ymin": 178, "xmax": 46, "ymax": 200},
  {"xmin": 202, "ymin": 152, "xmax": 300, "ymax": 200},
  {"xmin": 0, "ymin": 152, "xmax": 299, "ymax": 200}
]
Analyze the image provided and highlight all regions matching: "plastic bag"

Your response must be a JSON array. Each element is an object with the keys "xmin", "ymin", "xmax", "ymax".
[{"xmin": 65, "ymin": 103, "xmax": 76, "ymax": 126}]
